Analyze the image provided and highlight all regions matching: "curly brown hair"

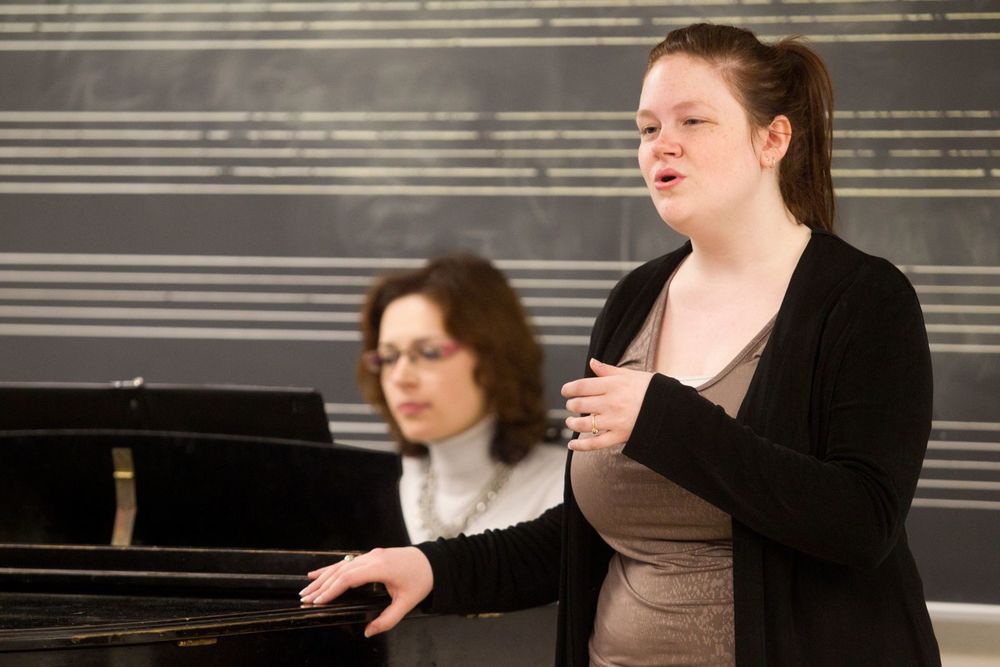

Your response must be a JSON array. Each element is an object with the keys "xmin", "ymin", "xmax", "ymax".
[{"xmin": 356, "ymin": 253, "xmax": 547, "ymax": 464}]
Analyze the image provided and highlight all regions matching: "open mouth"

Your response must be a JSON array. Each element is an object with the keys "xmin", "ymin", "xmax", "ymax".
[{"xmin": 659, "ymin": 175, "xmax": 676, "ymax": 184}]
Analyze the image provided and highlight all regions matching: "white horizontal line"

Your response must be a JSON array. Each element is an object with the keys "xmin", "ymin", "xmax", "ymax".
[
  {"xmin": 923, "ymin": 459, "xmax": 1000, "ymax": 471},
  {"xmin": 0, "ymin": 3, "xmax": 421, "ymax": 15},
  {"xmin": 549, "ymin": 17, "xmax": 644, "ymax": 26},
  {"xmin": 0, "ymin": 287, "xmax": 366, "ymax": 305},
  {"xmin": 0, "ymin": 164, "xmax": 223, "ymax": 177},
  {"xmin": 0, "ymin": 305, "xmax": 359, "ymax": 323},
  {"xmin": 905, "ymin": 265, "xmax": 1000, "ymax": 275},
  {"xmin": 531, "ymin": 315, "xmax": 596, "ymax": 327},
  {"xmin": 0, "ymin": 270, "xmax": 617, "ymax": 291},
  {"xmin": 0, "ymin": 322, "xmax": 361, "ymax": 341},
  {"xmin": 327, "ymin": 421, "xmax": 387, "ymax": 434},
  {"xmin": 919, "ymin": 479, "xmax": 1000, "ymax": 491},
  {"xmin": 836, "ymin": 189, "xmax": 1000, "ymax": 198},
  {"xmin": 0, "ymin": 146, "xmax": 638, "ymax": 160},
  {"xmin": 0, "ymin": 129, "xmax": 204, "ymax": 140},
  {"xmin": 0, "ymin": 253, "xmax": 637, "ymax": 273},
  {"xmin": 925, "ymin": 601, "xmax": 1000, "ymax": 623},
  {"xmin": 547, "ymin": 168, "xmax": 641, "ymax": 177},
  {"xmin": 538, "ymin": 334, "xmax": 590, "ymax": 346},
  {"xmin": 0, "ymin": 304, "xmax": 598, "ymax": 329},
  {"xmin": 928, "ymin": 441, "xmax": 1000, "ymax": 452},
  {"xmin": 923, "ymin": 306, "xmax": 1000, "ymax": 314},
  {"xmin": 832, "ymin": 168, "xmax": 987, "ymax": 178},
  {"xmin": 324, "ymin": 402, "xmax": 374, "ymax": 415},
  {"xmin": 836, "ymin": 130, "xmax": 1000, "ymax": 138},
  {"xmin": 0, "ymin": 270, "xmax": 372, "ymax": 287},
  {"xmin": 911, "ymin": 498, "xmax": 1000, "ymax": 511},
  {"xmin": 2, "ymin": 33, "xmax": 998, "ymax": 51},
  {"xmin": 1, "ymin": 182, "xmax": 997, "ymax": 198},
  {"xmin": 334, "ymin": 439, "xmax": 395, "ymax": 453},
  {"xmin": 522, "ymin": 297, "xmax": 608, "ymax": 307},
  {"xmin": 933, "ymin": 421, "xmax": 1000, "ymax": 432},
  {"xmin": 0, "ymin": 111, "xmax": 483, "ymax": 123},
  {"xmin": 925, "ymin": 324, "xmax": 1000, "ymax": 334},
  {"xmin": 0, "ymin": 109, "xmax": 991, "ymax": 122},
  {"xmin": 511, "ymin": 278, "xmax": 616, "ymax": 289},
  {"xmin": 15, "ymin": 18, "xmax": 546, "ymax": 33},
  {"xmin": 232, "ymin": 166, "xmax": 538, "ymax": 178},
  {"xmin": 490, "ymin": 130, "xmax": 637, "ymax": 140},
  {"xmin": 929, "ymin": 344, "xmax": 1000, "ymax": 354},
  {"xmin": 915, "ymin": 286, "xmax": 1000, "ymax": 295},
  {"xmin": 0, "ymin": 182, "xmax": 651, "ymax": 196}
]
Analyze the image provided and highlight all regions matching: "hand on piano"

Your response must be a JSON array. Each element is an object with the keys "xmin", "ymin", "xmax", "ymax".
[{"xmin": 300, "ymin": 546, "xmax": 434, "ymax": 638}]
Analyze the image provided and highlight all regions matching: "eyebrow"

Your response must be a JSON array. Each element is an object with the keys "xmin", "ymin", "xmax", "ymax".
[{"xmin": 635, "ymin": 100, "xmax": 718, "ymax": 120}]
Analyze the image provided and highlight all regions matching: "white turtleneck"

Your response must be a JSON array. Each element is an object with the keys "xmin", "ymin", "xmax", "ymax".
[{"xmin": 398, "ymin": 415, "xmax": 565, "ymax": 544}]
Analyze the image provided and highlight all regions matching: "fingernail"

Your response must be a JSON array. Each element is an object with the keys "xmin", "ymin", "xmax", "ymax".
[{"xmin": 364, "ymin": 628, "xmax": 373, "ymax": 638}]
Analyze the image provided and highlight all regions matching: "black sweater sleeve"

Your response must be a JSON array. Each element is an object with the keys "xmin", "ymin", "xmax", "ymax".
[
  {"xmin": 622, "ymin": 265, "xmax": 933, "ymax": 569},
  {"xmin": 414, "ymin": 504, "xmax": 564, "ymax": 614}
]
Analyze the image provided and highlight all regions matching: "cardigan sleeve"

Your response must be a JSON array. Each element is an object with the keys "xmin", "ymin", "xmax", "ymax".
[
  {"xmin": 622, "ymin": 267, "xmax": 933, "ymax": 569},
  {"xmin": 414, "ymin": 503, "xmax": 563, "ymax": 614}
]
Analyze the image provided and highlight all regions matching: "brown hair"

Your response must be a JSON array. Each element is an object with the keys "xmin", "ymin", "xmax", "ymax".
[
  {"xmin": 647, "ymin": 23, "xmax": 836, "ymax": 232},
  {"xmin": 357, "ymin": 253, "xmax": 547, "ymax": 464}
]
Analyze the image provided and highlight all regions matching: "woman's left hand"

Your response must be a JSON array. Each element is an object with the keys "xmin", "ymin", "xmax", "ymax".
[{"xmin": 561, "ymin": 358, "xmax": 654, "ymax": 451}]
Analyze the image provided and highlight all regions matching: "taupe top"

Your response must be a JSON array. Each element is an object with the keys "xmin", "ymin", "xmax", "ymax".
[{"xmin": 571, "ymin": 274, "xmax": 774, "ymax": 667}]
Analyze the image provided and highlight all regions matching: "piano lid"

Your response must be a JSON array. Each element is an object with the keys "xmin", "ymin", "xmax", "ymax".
[{"xmin": 0, "ymin": 380, "xmax": 332, "ymax": 443}]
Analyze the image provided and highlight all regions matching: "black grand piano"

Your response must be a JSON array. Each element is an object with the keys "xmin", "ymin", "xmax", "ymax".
[{"xmin": 0, "ymin": 382, "xmax": 556, "ymax": 666}]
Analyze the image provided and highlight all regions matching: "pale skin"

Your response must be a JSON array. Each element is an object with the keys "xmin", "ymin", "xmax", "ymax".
[
  {"xmin": 301, "ymin": 52, "xmax": 812, "ymax": 636},
  {"xmin": 564, "ymin": 54, "xmax": 810, "ymax": 450}
]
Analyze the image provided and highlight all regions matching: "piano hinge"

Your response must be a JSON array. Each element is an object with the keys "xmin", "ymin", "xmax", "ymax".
[{"xmin": 111, "ymin": 447, "xmax": 137, "ymax": 546}]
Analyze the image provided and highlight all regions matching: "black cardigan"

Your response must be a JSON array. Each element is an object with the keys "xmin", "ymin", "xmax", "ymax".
[{"xmin": 418, "ymin": 231, "xmax": 941, "ymax": 666}]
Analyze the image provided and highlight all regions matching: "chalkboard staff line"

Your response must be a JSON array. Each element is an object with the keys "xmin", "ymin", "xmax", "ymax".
[
  {"xmin": 911, "ymin": 498, "xmax": 1000, "ymax": 511},
  {"xmin": 2, "ymin": 305, "xmax": 1000, "ymax": 335},
  {"xmin": 923, "ymin": 460, "xmax": 1000, "ymax": 472},
  {"xmin": 1, "ymin": 164, "xmax": 996, "ymax": 180},
  {"xmin": 0, "ymin": 2, "xmax": 423, "ymax": 15},
  {"xmin": 0, "ymin": 323, "xmax": 993, "ymax": 353},
  {"xmin": 0, "ymin": 288, "xmax": 608, "ymax": 309},
  {"xmin": 0, "ymin": 270, "xmax": 621, "ymax": 290},
  {"xmin": 934, "ymin": 420, "xmax": 1000, "ymax": 432},
  {"xmin": 2, "ymin": 32, "xmax": 999, "ymax": 50},
  {"xmin": 1, "ymin": 182, "xmax": 999, "ymax": 197},
  {"xmin": 929, "ymin": 441, "xmax": 1000, "ymax": 452},
  {"xmin": 918, "ymin": 482, "xmax": 1000, "ymax": 495},
  {"xmin": 0, "ymin": 110, "xmax": 994, "ymax": 122},
  {"xmin": 6, "ymin": 147, "xmax": 1000, "ymax": 161},
  {"xmin": 5, "ymin": 129, "xmax": 997, "ymax": 140},
  {"xmin": 3, "ymin": 254, "xmax": 1000, "ymax": 276},
  {"xmin": 2, "ymin": 12, "xmax": 998, "ymax": 33},
  {"xmin": 0, "ymin": 0, "xmax": 957, "ymax": 17}
]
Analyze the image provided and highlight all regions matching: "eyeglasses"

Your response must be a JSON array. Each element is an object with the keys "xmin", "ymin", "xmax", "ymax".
[{"xmin": 362, "ymin": 339, "xmax": 463, "ymax": 373}]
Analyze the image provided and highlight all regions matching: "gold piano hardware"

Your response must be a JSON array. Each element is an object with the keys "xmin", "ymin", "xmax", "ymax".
[
  {"xmin": 111, "ymin": 447, "xmax": 137, "ymax": 547},
  {"xmin": 177, "ymin": 638, "xmax": 218, "ymax": 648},
  {"xmin": 466, "ymin": 613, "xmax": 503, "ymax": 619}
]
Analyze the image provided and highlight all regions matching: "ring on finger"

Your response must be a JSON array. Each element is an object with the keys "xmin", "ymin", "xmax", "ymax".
[
  {"xmin": 342, "ymin": 554, "xmax": 356, "ymax": 563},
  {"xmin": 591, "ymin": 414, "xmax": 599, "ymax": 436}
]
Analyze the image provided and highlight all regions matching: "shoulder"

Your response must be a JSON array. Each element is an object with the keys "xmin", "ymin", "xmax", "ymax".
[{"xmin": 809, "ymin": 231, "xmax": 915, "ymax": 294}]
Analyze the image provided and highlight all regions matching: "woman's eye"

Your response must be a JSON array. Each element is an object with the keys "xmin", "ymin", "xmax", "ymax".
[
  {"xmin": 683, "ymin": 118, "xmax": 704, "ymax": 126},
  {"xmin": 418, "ymin": 346, "xmax": 444, "ymax": 360},
  {"xmin": 639, "ymin": 126, "xmax": 658, "ymax": 137}
]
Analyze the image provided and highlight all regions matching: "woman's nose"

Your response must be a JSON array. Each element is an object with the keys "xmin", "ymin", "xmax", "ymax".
[
  {"xmin": 386, "ymin": 353, "xmax": 419, "ymax": 384},
  {"xmin": 654, "ymin": 133, "xmax": 682, "ymax": 157}
]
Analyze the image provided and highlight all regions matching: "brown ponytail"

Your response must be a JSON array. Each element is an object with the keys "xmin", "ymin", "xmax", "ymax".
[{"xmin": 647, "ymin": 24, "xmax": 836, "ymax": 232}]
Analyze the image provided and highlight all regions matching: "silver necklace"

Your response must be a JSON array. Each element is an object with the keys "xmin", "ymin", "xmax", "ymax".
[{"xmin": 418, "ymin": 459, "xmax": 513, "ymax": 539}]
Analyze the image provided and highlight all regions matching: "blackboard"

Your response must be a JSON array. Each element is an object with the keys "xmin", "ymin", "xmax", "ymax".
[{"xmin": 1, "ymin": 1, "xmax": 997, "ymax": 606}]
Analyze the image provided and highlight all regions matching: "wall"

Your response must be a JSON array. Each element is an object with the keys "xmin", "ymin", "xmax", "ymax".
[{"xmin": 1, "ymin": 1, "xmax": 998, "ymax": 612}]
